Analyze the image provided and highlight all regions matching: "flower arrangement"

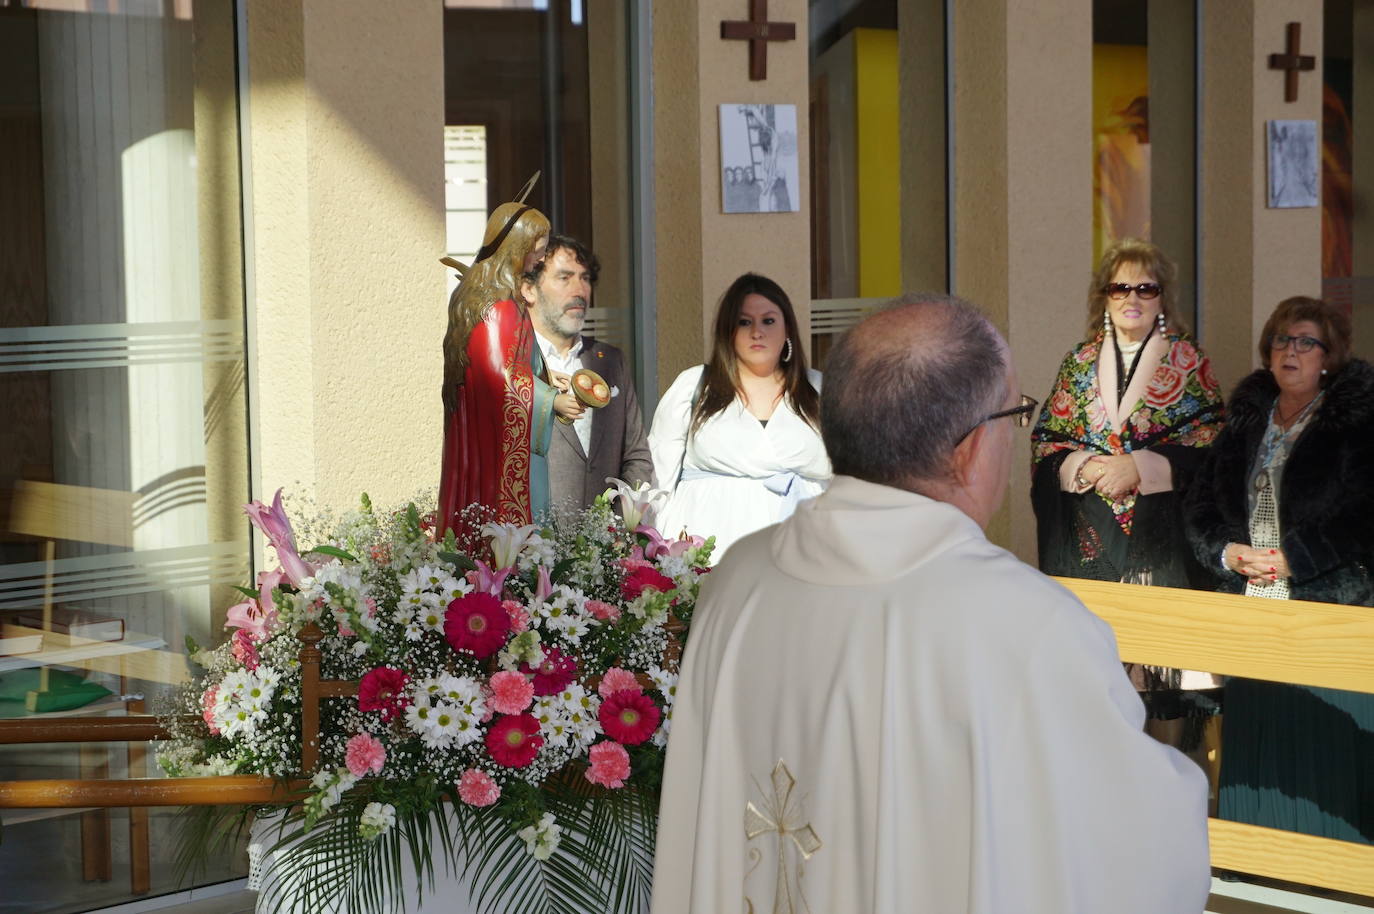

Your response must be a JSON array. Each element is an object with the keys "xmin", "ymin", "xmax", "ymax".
[{"xmin": 160, "ymin": 481, "xmax": 711, "ymax": 914}]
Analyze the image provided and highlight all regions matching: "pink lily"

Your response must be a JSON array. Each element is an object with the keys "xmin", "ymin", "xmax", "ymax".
[
  {"xmin": 469, "ymin": 560, "xmax": 512, "ymax": 597},
  {"xmin": 256, "ymin": 568, "xmax": 286, "ymax": 616},
  {"xmin": 225, "ymin": 597, "xmax": 277, "ymax": 641},
  {"xmin": 244, "ymin": 489, "xmax": 315, "ymax": 587},
  {"xmin": 638, "ymin": 525, "xmax": 704, "ymax": 560},
  {"xmin": 534, "ymin": 565, "xmax": 554, "ymax": 602}
]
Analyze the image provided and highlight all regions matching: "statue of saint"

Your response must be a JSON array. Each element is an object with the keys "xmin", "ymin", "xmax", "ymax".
[{"xmin": 438, "ymin": 197, "xmax": 556, "ymax": 534}]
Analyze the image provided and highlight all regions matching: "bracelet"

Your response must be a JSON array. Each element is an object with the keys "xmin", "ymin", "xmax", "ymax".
[{"xmin": 1219, "ymin": 544, "xmax": 1232, "ymax": 574}]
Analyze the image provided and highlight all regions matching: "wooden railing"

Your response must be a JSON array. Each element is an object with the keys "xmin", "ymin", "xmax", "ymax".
[
  {"xmin": 1059, "ymin": 578, "xmax": 1374, "ymax": 898},
  {"xmin": 1, "ymin": 588, "xmax": 1371, "ymax": 898}
]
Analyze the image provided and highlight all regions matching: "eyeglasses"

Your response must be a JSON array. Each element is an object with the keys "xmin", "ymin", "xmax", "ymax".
[
  {"xmin": 1271, "ymin": 333, "xmax": 1328, "ymax": 354},
  {"xmin": 987, "ymin": 394, "xmax": 1040, "ymax": 428},
  {"xmin": 957, "ymin": 394, "xmax": 1039, "ymax": 444},
  {"xmin": 1104, "ymin": 282, "xmax": 1162, "ymax": 301}
]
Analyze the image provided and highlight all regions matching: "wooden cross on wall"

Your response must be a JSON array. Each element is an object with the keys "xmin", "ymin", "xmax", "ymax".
[
  {"xmin": 1268, "ymin": 21, "xmax": 1316, "ymax": 103},
  {"xmin": 721, "ymin": 0, "xmax": 796, "ymax": 81}
]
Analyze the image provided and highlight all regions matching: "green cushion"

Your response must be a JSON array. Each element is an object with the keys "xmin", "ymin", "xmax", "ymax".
[{"xmin": 0, "ymin": 669, "xmax": 112, "ymax": 713}]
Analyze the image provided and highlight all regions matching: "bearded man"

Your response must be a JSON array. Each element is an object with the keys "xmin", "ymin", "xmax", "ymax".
[{"xmin": 520, "ymin": 235, "xmax": 653, "ymax": 510}]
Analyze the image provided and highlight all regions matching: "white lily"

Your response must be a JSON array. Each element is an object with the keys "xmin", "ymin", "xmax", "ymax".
[
  {"xmin": 481, "ymin": 522, "xmax": 540, "ymax": 571},
  {"xmin": 603, "ymin": 477, "xmax": 669, "ymax": 531}
]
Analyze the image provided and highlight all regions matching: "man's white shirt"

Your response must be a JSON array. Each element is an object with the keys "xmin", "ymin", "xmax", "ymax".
[{"xmin": 535, "ymin": 331, "xmax": 592, "ymax": 455}]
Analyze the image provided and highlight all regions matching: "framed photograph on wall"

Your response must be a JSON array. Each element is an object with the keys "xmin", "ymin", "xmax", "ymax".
[
  {"xmin": 719, "ymin": 103, "xmax": 801, "ymax": 214},
  {"xmin": 1267, "ymin": 119, "xmax": 1319, "ymax": 208}
]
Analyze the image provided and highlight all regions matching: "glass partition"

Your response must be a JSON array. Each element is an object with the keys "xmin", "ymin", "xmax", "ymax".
[{"xmin": 0, "ymin": 0, "xmax": 251, "ymax": 908}]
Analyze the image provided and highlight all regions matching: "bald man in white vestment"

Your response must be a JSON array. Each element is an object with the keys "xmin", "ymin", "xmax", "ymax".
[{"xmin": 650, "ymin": 295, "xmax": 1210, "ymax": 914}]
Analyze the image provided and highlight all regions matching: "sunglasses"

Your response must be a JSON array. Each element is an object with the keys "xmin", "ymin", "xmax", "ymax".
[
  {"xmin": 1104, "ymin": 282, "xmax": 1162, "ymax": 301},
  {"xmin": 1271, "ymin": 333, "xmax": 1329, "ymax": 354},
  {"xmin": 957, "ymin": 394, "xmax": 1039, "ymax": 444}
]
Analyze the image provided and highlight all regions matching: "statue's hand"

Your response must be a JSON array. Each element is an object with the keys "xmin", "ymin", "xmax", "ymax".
[{"xmin": 554, "ymin": 391, "xmax": 586, "ymax": 421}]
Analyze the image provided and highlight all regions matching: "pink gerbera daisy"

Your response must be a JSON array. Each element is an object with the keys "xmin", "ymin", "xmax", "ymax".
[
  {"xmin": 485, "ymin": 714, "xmax": 544, "ymax": 768},
  {"xmin": 598, "ymin": 691, "xmax": 660, "ymax": 745},
  {"xmin": 444, "ymin": 591, "xmax": 510, "ymax": 659}
]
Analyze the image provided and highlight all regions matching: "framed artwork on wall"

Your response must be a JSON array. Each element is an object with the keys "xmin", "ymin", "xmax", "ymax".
[
  {"xmin": 1267, "ymin": 119, "xmax": 1319, "ymax": 208},
  {"xmin": 719, "ymin": 103, "xmax": 801, "ymax": 214}
]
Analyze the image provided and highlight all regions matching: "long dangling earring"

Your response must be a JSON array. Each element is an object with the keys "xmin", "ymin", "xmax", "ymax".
[
  {"xmin": 1102, "ymin": 309, "xmax": 1113, "ymax": 337},
  {"xmin": 782, "ymin": 338, "xmax": 793, "ymax": 364},
  {"xmin": 1157, "ymin": 312, "xmax": 1167, "ymax": 335}
]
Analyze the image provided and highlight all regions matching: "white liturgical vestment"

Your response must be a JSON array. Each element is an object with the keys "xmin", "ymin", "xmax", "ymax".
[{"xmin": 651, "ymin": 475, "xmax": 1210, "ymax": 914}]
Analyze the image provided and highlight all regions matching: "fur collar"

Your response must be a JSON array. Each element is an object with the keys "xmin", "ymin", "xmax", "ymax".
[{"xmin": 1226, "ymin": 358, "xmax": 1374, "ymax": 434}]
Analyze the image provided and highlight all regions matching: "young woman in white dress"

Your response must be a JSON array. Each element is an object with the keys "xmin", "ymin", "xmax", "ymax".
[{"xmin": 649, "ymin": 273, "xmax": 830, "ymax": 560}]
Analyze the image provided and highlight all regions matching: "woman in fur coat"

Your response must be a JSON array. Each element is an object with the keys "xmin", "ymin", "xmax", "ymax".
[{"xmin": 1186, "ymin": 295, "xmax": 1374, "ymax": 844}]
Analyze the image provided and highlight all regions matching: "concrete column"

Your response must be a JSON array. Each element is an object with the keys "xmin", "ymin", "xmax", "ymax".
[
  {"xmin": 898, "ymin": 0, "xmax": 946, "ymax": 293},
  {"xmin": 1149, "ymin": 0, "xmax": 1198, "ymax": 321},
  {"xmin": 1353, "ymin": 0, "xmax": 1374, "ymax": 357},
  {"xmin": 951, "ymin": 0, "xmax": 1093, "ymax": 559},
  {"xmin": 1200, "ymin": 0, "xmax": 1322, "ymax": 392},
  {"xmin": 587, "ymin": 1, "xmax": 633, "ymax": 354},
  {"xmin": 651, "ymin": 0, "xmax": 811, "ymax": 394},
  {"xmin": 244, "ymin": 0, "xmax": 446, "ymax": 511}
]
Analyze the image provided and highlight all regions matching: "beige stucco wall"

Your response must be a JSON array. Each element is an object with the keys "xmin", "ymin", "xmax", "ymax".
[
  {"xmin": 652, "ymin": 0, "xmax": 811, "ymax": 394},
  {"xmin": 953, "ymin": 0, "xmax": 1093, "ymax": 559},
  {"xmin": 245, "ymin": 0, "xmax": 446, "ymax": 515},
  {"xmin": 1201, "ymin": 1, "xmax": 1323, "ymax": 393}
]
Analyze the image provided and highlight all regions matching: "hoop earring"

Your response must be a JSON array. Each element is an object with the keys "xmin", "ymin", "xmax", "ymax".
[
  {"xmin": 1157, "ymin": 312, "xmax": 1167, "ymax": 335},
  {"xmin": 782, "ymin": 338, "xmax": 793, "ymax": 364}
]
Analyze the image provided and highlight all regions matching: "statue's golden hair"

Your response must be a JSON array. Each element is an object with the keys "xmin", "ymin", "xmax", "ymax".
[{"xmin": 442, "ymin": 202, "xmax": 551, "ymax": 407}]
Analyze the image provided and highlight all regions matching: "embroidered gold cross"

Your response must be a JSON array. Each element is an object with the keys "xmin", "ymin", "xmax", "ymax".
[{"xmin": 744, "ymin": 760, "xmax": 822, "ymax": 914}]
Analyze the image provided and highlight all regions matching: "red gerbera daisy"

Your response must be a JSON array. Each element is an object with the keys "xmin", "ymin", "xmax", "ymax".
[
  {"xmin": 521, "ymin": 646, "xmax": 578, "ymax": 696},
  {"xmin": 444, "ymin": 591, "xmax": 510, "ymax": 659},
  {"xmin": 598, "ymin": 691, "xmax": 661, "ymax": 745},
  {"xmin": 621, "ymin": 565, "xmax": 675, "ymax": 601},
  {"xmin": 485, "ymin": 713, "xmax": 544, "ymax": 768},
  {"xmin": 357, "ymin": 666, "xmax": 410, "ymax": 721}
]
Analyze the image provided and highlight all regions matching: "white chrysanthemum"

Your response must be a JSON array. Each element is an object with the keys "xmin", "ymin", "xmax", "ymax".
[
  {"xmin": 404, "ymin": 702, "xmax": 435, "ymax": 736},
  {"xmin": 420, "ymin": 703, "xmax": 464, "ymax": 749},
  {"xmin": 441, "ymin": 575, "xmax": 473, "ymax": 602},
  {"xmin": 415, "ymin": 603, "xmax": 446, "ymax": 633},
  {"xmin": 646, "ymin": 665, "xmax": 678, "ymax": 705},
  {"xmin": 404, "ymin": 622, "xmax": 424, "ymax": 642}
]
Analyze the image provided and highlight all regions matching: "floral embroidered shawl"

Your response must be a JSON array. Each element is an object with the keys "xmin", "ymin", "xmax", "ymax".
[{"xmin": 1032, "ymin": 332, "xmax": 1224, "ymax": 538}]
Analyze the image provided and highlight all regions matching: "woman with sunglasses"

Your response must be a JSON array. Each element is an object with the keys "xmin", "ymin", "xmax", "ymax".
[
  {"xmin": 1031, "ymin": 239, "xmax": 1225, "ymax": 744},
  {"xmin": 1185, "ymin": 296, "xmax": 1374, "ymax": 844}
]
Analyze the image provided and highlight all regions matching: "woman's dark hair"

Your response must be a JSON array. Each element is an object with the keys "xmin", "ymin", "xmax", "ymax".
[
  {"xmin": 1258, "ymin": 295, "xmax": 1351, "ymax": 376},
  {"xmin": 690, "ymin": 273, "xmax": 821, "ymax": 436}
]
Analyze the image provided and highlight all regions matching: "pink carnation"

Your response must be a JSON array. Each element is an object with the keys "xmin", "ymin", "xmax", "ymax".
[
  {"xmin": 457, "ymin": 768, "xmax": 501, "ymax": 806},
  {"xmin": 585, "ymin": 741, "xmax": 631, "ymax": 789},
  {"xmin": 230, "ymin": 629, "xmax": 260, "ymax": 671},
  {"xmin": 358, "ymin": 666, "xmax": 410, "ymax": 722},
  {"xmin": 621, "ymin": 565, "xmax": 675, "ymax": 601},
  {"xmin": 201, "ymin": 686, "xmax": 220, "ymax": 735},
  {"xmin": 344, "ymin": 733, "xmax": 386, "ymax": 777},
  {"xmin": 521, "ymin": 646, "xmax": 578, "ymax": 696},
  {"xmin": 502, "ymin": 599, "xmax": 531, "ymax": 634},
  {"xmin": 598, "ymin": 667, "xmax": 641, "ymax": 698},
  {"xmin": 586, "ymin": 600, "xmax": 621, "ymax": 622},
  {"xmin": 488, "ymin": 671, "xmax": 534, "ymax": 715}
]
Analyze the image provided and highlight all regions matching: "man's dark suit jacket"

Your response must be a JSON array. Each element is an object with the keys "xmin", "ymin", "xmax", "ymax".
[{"xmin": 546, "ymin": 336, "xmax": 655, "ymax": 510}]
